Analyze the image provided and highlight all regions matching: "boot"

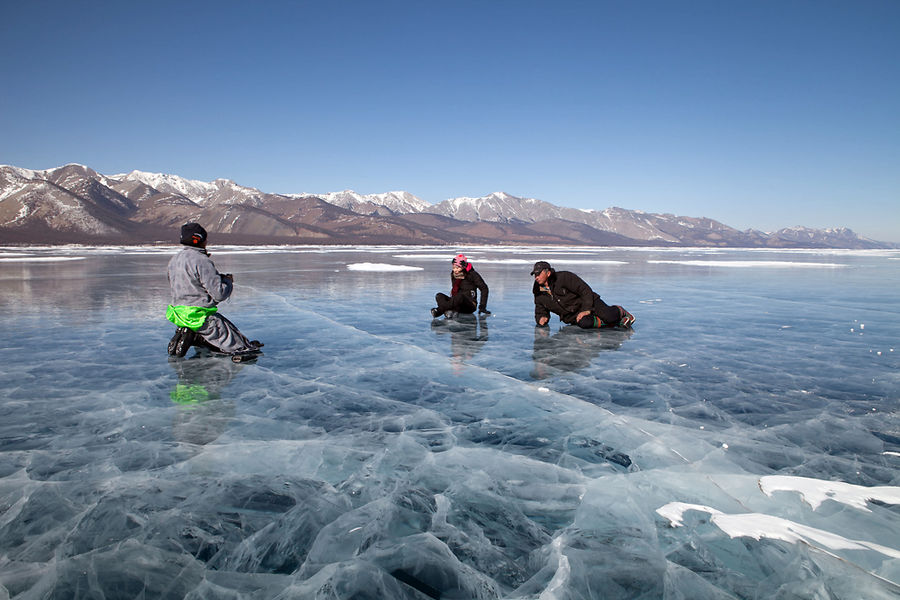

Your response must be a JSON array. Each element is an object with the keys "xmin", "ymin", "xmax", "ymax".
[
  {"xmin": 616, "ymin": 306, "xmax": 635, "ymax": 328},
  {"xmin": 174, "ymin": 327, "xmax": 197, "ymax": 357},
  {"xmin": 167, "ymin": 328, "xmax": 182, "ymax": 355}
]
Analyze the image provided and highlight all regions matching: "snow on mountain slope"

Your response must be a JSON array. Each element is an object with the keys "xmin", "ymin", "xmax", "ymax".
[
  {"xmin": 112, "ymin": 170, "xmax": 219, "ymax": 203},
  {"xmin": 0, "ymin": 179, "xmax": 120, "ymax": 234},
  {"xmin": 428, "ymin": 192, "xmax": 561, "ymax": 223},
  {"xmin": 313, "ymin": 189, "xmax": 431, "ymax": 214}
]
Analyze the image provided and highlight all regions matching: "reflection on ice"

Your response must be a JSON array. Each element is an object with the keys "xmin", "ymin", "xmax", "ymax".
[
  {"xmin": 0, "ymin": 246, "xmax": 899, "ymax": 598},
  {"xmin": 531, "ymin": 326, "xmax": 633, "ymax": 379},
  {"xmin": 169, "ymin": 354, "xmax": 244, "ymax": 445},
  {"xmin": 431, "ymin": 313, "xmax": 489, "ymax": 370}
]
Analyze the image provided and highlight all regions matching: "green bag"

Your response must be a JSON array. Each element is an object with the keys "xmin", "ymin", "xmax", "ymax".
[{"xmin": 166, "ymin": 305, "xmax": 218, "ymax": 330}]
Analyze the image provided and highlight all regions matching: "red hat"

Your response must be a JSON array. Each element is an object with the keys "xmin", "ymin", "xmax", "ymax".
[{"xmin": 452, "ymin": 254, "xmax": 472, "ymax": 271}]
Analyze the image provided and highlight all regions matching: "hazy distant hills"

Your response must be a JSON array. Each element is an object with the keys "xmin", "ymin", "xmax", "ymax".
[{"xmin": 0, "ymin": 164, "xmax": 892, "ymax": 248}]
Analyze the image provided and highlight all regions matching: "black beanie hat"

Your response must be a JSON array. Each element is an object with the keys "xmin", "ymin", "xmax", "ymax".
[{"xmin": 180, "ymin": 223, "xmax": 207, "ymax": 246}]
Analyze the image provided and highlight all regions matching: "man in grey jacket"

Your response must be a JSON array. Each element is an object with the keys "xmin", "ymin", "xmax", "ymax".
[{"xmin": 166, "ymin": 223, "xmax": 262, "ymax": 360}]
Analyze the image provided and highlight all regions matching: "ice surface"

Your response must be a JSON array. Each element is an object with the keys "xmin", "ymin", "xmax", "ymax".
[{"xmin": 0, "ymin": 245, "xmax": 898, "ymax": 599}]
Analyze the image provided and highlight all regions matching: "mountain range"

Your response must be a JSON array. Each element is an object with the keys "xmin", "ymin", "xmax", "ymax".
[{"xmin": 0, "ymin": 164, "xmax": 892, "ymax": 248}]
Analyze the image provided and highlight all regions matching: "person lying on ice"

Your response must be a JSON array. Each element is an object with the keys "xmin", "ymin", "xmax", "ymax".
[
  {"xmin": 530, "ymin": 260, "xmax": 635, "ymax": 329},
  {"xmin": 166, "ymin": 223, "xmax": 262, "ymax": 359},
  {"xmin": 431, "ymin": 253, "xmax": 490, "ymax": 319}
]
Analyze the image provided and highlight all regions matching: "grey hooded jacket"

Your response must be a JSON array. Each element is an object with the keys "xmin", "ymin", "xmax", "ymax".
[{"xmin": 167, "ymin": 246, "xmax": 232, "ymax": 308}]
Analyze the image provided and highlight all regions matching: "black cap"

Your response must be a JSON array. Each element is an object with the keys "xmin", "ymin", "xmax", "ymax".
[
  {"xmin": 180, "ymin": 222, "xmax": 207, "ymax": 246},
  {"xmin": 530, "ymin": 261, "xmax": 552, "ymax": 275}
]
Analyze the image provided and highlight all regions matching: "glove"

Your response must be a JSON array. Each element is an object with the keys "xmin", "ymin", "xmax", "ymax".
[{"xmin": 479, "ymin": 308, "xmax": 491, "ymax": 315}]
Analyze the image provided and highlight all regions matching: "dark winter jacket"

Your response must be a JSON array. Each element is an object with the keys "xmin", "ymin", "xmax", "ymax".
[
  {"xmin": 451, "ymin": 268, "xmax": 489, "ymax": 312},
  {"xmin": 532, "ymin": 270, "xmax": 601, "ymax": 325}
]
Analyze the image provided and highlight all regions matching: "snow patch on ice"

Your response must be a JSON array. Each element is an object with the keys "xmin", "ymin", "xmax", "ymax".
[
  {"xmin": 656, "ymin": 502, "xmax": 900, "ymax": 559},
  {"xmin": 648, "ymin": 260, "xmax": 847, "ymax": 268},
  {"xmin": 0, "ymin": 256, "xmax": 86, "ymax": 262},
  {"xmin": 759, "ymin": 475, "xmax": 900, "ymax": 512},
  {"xmin": 392, "ymin": 254, "xmax": 462, "ymax": 259},
  {"xmin": 550, "ymin": 259, "xmax": 629, "ymax": 265},
  {"xmin": 473, "ymin": 258, "xmax": 534, "ymax": 264},
  {"xmin": 347, "ymin": 262, "xmax": 423, "ymax": 272}
]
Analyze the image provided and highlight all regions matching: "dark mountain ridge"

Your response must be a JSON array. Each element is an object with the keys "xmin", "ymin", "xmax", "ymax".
[{"xmin": 0, "ymin": 164, "xmax": 892, "ymax": 249}]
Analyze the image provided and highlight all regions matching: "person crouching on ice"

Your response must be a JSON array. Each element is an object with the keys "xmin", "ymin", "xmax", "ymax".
[
  {"xmin": 166, "ymin": 223, "xmax": 262, "ymax": 359},
  {"xmin": 531, "ymin": 260, "xmax": 635, "ymax": 328},
  {"xmin": 431, "ymin": 254, "xmax": 490, "ymax": 319}
]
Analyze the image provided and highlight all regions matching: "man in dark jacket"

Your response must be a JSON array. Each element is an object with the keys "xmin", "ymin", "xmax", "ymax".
[
  {"xmin": 166, "ymin": 223, "xmax": 262, "ymax": 360},
  {"xmin": 531, "ymin": 261, "xmax": 634, "ymax": 328},
  {"xmin": 431, "ymin": 254, "xmax": 490, "ymax": 319}
]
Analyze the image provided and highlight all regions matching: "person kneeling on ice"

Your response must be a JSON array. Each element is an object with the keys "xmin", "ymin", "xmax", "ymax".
[
  {"xmin": 531, "ymin": 260, "xmax": 635, "ymax": 329},
  {"xmin": 431, "ymin": 254, "xmax": 490, "ymax": 319},
  {"xmin": 166, "ymin": 223, "xmax": 262, "ymax": 360}
]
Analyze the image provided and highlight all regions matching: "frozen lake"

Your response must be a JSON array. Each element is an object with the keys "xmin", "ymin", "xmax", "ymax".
[{"xmin": 1, "ymin": 244, "xmax": 899, "ymax": 599}]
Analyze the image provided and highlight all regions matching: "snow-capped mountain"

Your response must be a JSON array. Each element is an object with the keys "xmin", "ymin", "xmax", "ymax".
[
  {"xmin": 0, "ymin": 175, "xmax": 119, "ymax": 236},
  {"xmin": 112, "ymin": 170, "xmax": 272, "ymax": 208},
  {"xmin": 111, "ymin": 170, "xmax": 219, "ymax": 203},
  {"xmin": 309, "ymin": 190, "xmax": 431, "ymax": 216},
  {"xmin": 0, "ymin": 165, "xmax": 455, "ymax": 244},
  {"xmin": 767, "ymin": 227, "xmax": 886, "ymax": 248},
  {"xmin": 0, "ymin": 163, "xmax": 892, "ymax": 248},
  {"xmin": 426, "ymin": 192, "xmax": 736, "ymax": 244},
  {"xmin": 0, "ymin": 164, "xmax": 137, "ymax": 238},
  {"xmin": 427, "ymin": 192, "xmax": 557, "ymax": 223},
  {"xmin": 3, "ymin": 163, "xmax": 117, "ymax": 190}
]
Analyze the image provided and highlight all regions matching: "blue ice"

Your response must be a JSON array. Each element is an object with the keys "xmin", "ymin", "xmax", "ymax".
[{"xmin": 0, "ymin": 245, "xmax": 898, "ymax": 599}]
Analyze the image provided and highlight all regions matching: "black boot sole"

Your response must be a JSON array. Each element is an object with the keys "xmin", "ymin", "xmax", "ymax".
[{"xmin": 172, "ymin": 327, "xmax": 196, "ymax": 357}]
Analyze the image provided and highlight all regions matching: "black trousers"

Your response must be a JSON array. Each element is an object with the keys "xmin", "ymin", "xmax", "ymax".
[
  {"xmin": 435, "ymin": 292, "xmax": 476, "ymax": 315},
  {"xmin": 575, "ymin": 297, "xmax": 622, "ymax": 328}
]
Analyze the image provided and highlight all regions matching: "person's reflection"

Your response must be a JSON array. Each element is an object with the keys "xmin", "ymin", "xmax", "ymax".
[
  {"xmin": 431, "ymin": 313, "xmax": 489, "ymax": 371},
  {"xmin": 168, "ymin": 353, "xmax": 243, "ymax": 445},
  {"xmin": 531, "ymin": 325, "xmax": 633, "ymax": 380}
]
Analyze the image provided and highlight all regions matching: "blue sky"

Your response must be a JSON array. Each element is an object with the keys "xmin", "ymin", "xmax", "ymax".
[{"xmin": 2, "ymin": 1, "xmax": 898, "ymax": 241}]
